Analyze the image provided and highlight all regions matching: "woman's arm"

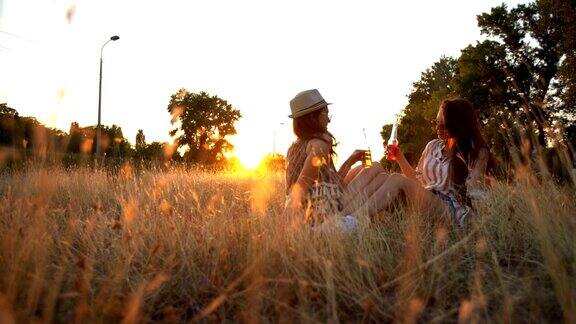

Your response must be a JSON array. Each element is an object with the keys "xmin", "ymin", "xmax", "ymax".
[
  {"xmin": 396, "ymin": 150, "xmax": 419, "ymax": 182},
  {"xmin": 289, "ymin": 139, "xmax": 331, "ymax": 207},
  {"xmin": 391, "ymin": 142, "xmax": 432, "ymax": 183},
  {"xmin": 337, "ymin": 149, "xmax": 366, "ymax": 180}
]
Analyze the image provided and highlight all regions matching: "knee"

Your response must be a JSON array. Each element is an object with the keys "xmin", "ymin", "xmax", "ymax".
[
  {"xmin": 345, "ymin": 165, "xmax": 362, "ymax": 179},
  {"xmin": 370, "ymin": 161, "xmax": 384, "ymax": 172},
  {"xmin": 386, "ymin": 173, "xmax": 415, "ymax": 190},
  {"xmin": 350, "ymin": 164, "xmax": 363, "ymax": 173},
  {"xmin": 373, "ymin": 173, "xmax": 404, "ymax": 194},
  {"xmin": 374, "ymin": 172, "xmax": 389, "ymax": 183},
  {"xmin": 387, "ymin": 173, "xmax": 423, "ymax": 198},
  {"xmin": 387, "ymin": 173, "xmax": 404, "ymax": 183},
  {"xmin": 365, "ymin": 163, "xmax": 385, "ymax": 177}
]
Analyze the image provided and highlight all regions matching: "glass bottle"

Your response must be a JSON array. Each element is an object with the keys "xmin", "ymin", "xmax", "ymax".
[
  {"xmin": 386, "ymin": 123, "xmax": 399, "ymax": 160},
  {"xmin": 362, "ymin": 128, "xmax": 372, "ymax": 167}
]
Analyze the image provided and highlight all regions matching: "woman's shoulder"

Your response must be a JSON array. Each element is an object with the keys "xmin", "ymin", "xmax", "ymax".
[
  {"xmin": 287, "ymin": 137, "xmax": 330, "ymax": 156},
  {"xmin": 306, "ymin": 138, "xmax": 331, "ymax": 155},
  {"xmin": 424, "ymin": 138, "xmax": 444, "ymax": 151},
  {"xmin": 287, "ymin": 139, "xmax": 305, "ymax": 157}
]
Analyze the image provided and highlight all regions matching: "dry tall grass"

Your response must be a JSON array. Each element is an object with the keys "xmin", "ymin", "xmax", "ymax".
[{"xmin": 0, "ymin": 163, "xmax": 574, "ymax": 323}]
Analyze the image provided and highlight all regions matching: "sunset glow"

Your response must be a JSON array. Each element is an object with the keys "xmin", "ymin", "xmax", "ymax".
[
  {"xmin": 227, "ymin": 145, "xmax": 262, "ymax": 170},
  {"xmin": 1, "ymin": 1, "xmax": 573, "ymax": 322},
  {"xmin": 0, "ymin": 0, "xmax": 531, "ymax": 167}
]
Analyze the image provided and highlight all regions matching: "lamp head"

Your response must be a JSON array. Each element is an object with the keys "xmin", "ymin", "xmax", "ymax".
[{"xmin": 110, "ymin": 35, "xmax": 120, "ymax": 41}]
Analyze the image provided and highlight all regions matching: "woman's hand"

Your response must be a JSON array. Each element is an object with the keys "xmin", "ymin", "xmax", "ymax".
[
  {"xmin": 347, "ymin": 149, "xmax": 367, "ymax": 165},
  {"xmin": 338, "ymin": 149, "xmax": 367, "ymax": 180},
  {"xmin": 384, "ymin": 144, "xmax": 403, "ymax": 162},
  {"xmin": 386, "ymin": 144, "xmax": 419, "ymax": 182}
]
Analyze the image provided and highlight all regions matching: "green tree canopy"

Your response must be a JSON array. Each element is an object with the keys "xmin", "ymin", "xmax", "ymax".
[
  {"xmin": 1, "ymin": 103, "xmax": 68, "ymax": 155},
  {"xmin": 135, "ymin": 129, "xmax": 146, "ymax": 152},
  {"xmin": 451, "ymin": 41, "xmax": 523, "ymax": 165},
  {"xmin": 67, "ymin": 123, "xmax": 133, "ymax": 158},
  {"xmin": 257, "ymin": 153, "xmax": 286, "ymax": 172},
  {"xmin": 476, "ymin": 1, "xmax": 575, "ymax": 145},
  {"xmin": 143, "ymin": 142, "xmax": 165, "ymax": 161},
  {"xmin": 382, "ymin": 0, "xmax": 576, "ymax": 173},
  {"xmin": 381, "ymin": 56, "xmax": 456, "ymax": 166},
  {"xmin": 0, "ymin": 103, "xmax": 23, "ymax": 147},
  {"xmin": 167, "ymin": 89, "xmax": 241, "ymax": 164}
]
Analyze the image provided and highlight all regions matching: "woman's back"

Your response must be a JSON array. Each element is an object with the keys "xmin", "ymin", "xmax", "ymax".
[{"xmin": 285, "ymin": 136, "xmax": 344, "ymax": 224}]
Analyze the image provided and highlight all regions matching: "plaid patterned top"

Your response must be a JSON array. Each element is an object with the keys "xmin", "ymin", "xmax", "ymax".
[{"xmin": 285, "ymin": 135, "xmax": 344, "ymax": 225}]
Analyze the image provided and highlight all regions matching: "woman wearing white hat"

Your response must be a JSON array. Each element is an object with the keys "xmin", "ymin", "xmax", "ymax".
[{"xmin": 284, "ymin": 89, "xmax": 385, "ymax": 229}]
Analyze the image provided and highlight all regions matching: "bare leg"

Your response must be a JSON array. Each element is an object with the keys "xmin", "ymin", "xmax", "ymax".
[
  {"xmin": 343, "ymin": 164, "xmax": 363, "ymax": 185},
  {"xmin": 345, "ymin": 162, "xmax": 384, "ymax": 193},
  {"xmin": 342, "ymin": 162, "xmax": 386, "ymax": 209},
  {"xmin": 352, "ymin": 173, "xmax": 443, "ymax": 219},
  {"xmin": 342, "ymin": 171, "xmax": 390, "ymax": 214}
]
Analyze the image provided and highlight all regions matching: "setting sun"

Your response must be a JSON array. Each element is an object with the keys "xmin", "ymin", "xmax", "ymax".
[
  {"xmin": 1, "ymin": 0, "xmax": 574, "ymax": 323},
  {"xmin": 226, "ymin": 145, "xmax": 263, "ymax": 170}
]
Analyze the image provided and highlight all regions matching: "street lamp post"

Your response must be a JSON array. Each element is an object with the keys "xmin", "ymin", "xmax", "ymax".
[{"xmin": 96, "ymin": 35, "xmax": 119, "ymax": 157}]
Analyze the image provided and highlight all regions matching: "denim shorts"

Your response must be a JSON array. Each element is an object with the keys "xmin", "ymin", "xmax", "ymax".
[
  {"xmin": 429, "ymin": 189, "xmax": 457, "ymax": 221},
  {"xmin": 429, "ymin": 189, "xmax": 472, "ymax": 227}
]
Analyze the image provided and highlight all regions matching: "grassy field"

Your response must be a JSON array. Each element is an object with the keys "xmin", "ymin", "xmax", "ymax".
[{"xmin": 0, "ymin": 164, "xmax": 575, "ymax": 323}]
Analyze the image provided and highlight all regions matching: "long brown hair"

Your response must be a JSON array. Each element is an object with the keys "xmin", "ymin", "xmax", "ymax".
[
  {"xmin": 441, "ymin": 98, "xmax": 494, "ymax": 195},
  {"xmin": 292, "ymin": 108, "xmax": 336, "ymax": 153}
]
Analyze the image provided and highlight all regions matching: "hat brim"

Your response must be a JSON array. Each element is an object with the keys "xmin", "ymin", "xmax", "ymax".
[{"xmin": 289, "ymin": 102, "xmax": 332, "ymax": 118}]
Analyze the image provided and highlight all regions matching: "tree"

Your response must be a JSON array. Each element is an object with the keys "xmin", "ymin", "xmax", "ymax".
[
  {"xmin": 134, "ymin": 129, "xmax": 147, "ymax": 160},
  {"xmin": 66, "ymin": 123, "xmax": 133, "ymax": 158},
  {"xmin": 0, "ymin": 103, "xmax": 23, "ymax": 147},
  {"xmin": 257, "ymin": 153, "xmax": 286, "ymax": 172},
  {"xmin": 451, "ymin": 41, "xmax": 524, "ymax": 166},
  {"xmin": 167, "ymin": 89, "xmax": 241, "ymax": 164},
  {"xmin": 67, "ymin": 122, "xmax": 81, "ymax": 153},
  {"xmin": 382, "ymin": 1, "xmax": 576, "ymax": 175},
  {"xmin": 381, "ymin": 57, "xmax": 457, "ymax": 166},
  {"xmin": 553, "ymin": 0, "xmax": 576, "ymax": 114},
  {"xmin": 97, "ymin": 124, "xmax": 133, "ymax": 158},
  {"xmin": 1, "ymin": 104, "xmax": 69, "ymax": 162},
  {"xmin": 567, "ymin": 124, "xmax": 576, "ymax": 151},
  {"xmin": 135, "ymin": 129, "xmax": 146, "ymax": 152},
  {"xmin": 144, "ymin": 142, "xmax": 165, "ymax": 161},
  {"xmin": 0, "ymin": 103, "xmax": 17, "ymax": 116},
  {"xmin": 476, "ymin": 1, "xmax": 575, "ymax": 146}
]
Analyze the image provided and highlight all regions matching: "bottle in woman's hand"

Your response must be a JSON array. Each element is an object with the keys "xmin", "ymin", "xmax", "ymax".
[
  {"xmin": 386, "ymin": 123, "xmax": 399, "ymax": 160},
  {"xmin": 361, "ymin": 128, "xmax": 372, "ymax": 167},
  {"xmin": 363, "ymin": 149, "xmax": 372, "ymax": 167}
]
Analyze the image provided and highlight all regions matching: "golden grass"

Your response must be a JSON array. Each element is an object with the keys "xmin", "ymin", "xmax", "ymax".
[{"xmin": 0, "ymin": 165, "xmax": 574, "ymax": 323}]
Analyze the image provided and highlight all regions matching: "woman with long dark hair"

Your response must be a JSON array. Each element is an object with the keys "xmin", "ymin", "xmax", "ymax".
[
  {"xmin": 345, "ymin": 98, "xmax": 493, "ymax": 226},
  {"xmin": 284, "ymin": 89, "xmax": 385, "ymax": 227}
]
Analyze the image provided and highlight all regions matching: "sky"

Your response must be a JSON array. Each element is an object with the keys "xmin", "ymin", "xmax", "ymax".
[{"xmin": 0, "ymin": 0, "xmax": 530, "ymax": 168}]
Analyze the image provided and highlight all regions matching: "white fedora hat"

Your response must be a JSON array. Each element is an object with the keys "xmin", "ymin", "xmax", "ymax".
[{"xmin": 289, "ymin": 89, "xmax": 331, "ymax": 118}]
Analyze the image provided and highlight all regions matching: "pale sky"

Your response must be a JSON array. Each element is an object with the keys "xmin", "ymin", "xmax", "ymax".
[{"xmin": 0, "ymin": 0, "xmax": 529, "ymax": 168}]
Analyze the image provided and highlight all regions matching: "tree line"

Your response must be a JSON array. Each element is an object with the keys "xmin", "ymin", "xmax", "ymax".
[
  {"xmin": 0, "ymin": 89, "xmax": 243, "ymax": 168},
  {"xmin": 380, "ymin": 0, "xmax": 576, "ymax": 180},
  {"xmin": 2, "ymin": 0, "xmax": 573, "ymax": 175},
  {"xmin": 0, "ymin": 104, "xmax": 174, "ymax": 165}
]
